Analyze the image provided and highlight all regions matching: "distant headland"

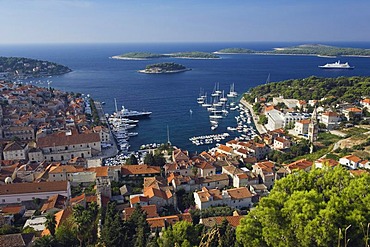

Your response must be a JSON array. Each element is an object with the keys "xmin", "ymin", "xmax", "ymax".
[
  {"xmin": 112, "ymin": 51, "xmax": 219, "ymax": 60},
  {"xmin": 0, "ymin": 56, "xmax": 71, "ymax": 79},
  {"xmin": 214, "ymin": 44, "xmax": 370, "ymax": 57},
  {"xmin": 138, "ymin": 62, "xmax": 191, "ymax": 74}
]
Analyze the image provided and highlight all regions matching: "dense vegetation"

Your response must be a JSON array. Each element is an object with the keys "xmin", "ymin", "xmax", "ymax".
[
  {"xmin": 215, "ymin": 48, "xmax": 255, "ymax": 54},
  {"xmin": 244, "ymin": 76, "xmax": 370, "ymax": 103},
  {"xmin": 0, "ymin": 56, "xmax": 71, "ymax": 78},
  {"xmin": 143, "ymin": 62, "xmax": 188, "ymax": 73},
  {"xmin": 116, "ymin": 52, "xmax": 165, "ymax": 59},
  {"xmin": 170, "ymin": 51, "xmax": 219, "ymax": 59},
  {"xmin": 115, "ymin": 51, "xmax": 219, "ymax": 59},
  {"xmin": 216, "ymin": 44, "xmax": 370, "ymax": 56},
  {"xmin": 236, "ymin": 166, "xmax": 370, "ymax": 247},
  {"xmin": 271, "ymin": 44, "xmax": 370, "ymax": 56}
]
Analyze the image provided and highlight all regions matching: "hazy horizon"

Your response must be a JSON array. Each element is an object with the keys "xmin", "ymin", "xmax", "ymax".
[{"xmin": 1, "ymin": 0, "xmax": 370, "ymax": 44}]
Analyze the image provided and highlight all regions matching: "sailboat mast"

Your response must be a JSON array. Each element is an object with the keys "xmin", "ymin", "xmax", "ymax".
[
  {"xmin": 114, "ymin": 98, "xmax": 118, "ymax": 113},
  {"xmin": 167, "ymin": 125, "xmax": 171, "ymax": 145}
]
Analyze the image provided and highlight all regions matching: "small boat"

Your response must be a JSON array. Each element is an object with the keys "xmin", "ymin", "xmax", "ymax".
[{"xmin": 211, "ymin": 124, "xmax": 218, "ymax": 131}]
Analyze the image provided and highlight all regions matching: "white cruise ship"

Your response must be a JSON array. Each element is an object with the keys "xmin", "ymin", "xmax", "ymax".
[{"xmin": 319, "ymin": 60, "xmax": 354, "ymax": 69}]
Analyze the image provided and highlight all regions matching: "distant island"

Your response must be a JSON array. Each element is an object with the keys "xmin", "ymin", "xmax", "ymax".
[
  {"xmin": 0, "ymin": 56, "xmax": 71, "ymax": 79},
  {"xmin": 138, "ymin": 62, "xmax": 191, "ymax": 74},
  {"xmin": 214, "ymin": 48, "xmax": 255, "ymax": 54},
  {"xmin": 215, "ymin": 44, "xmax": 370, "ymax": 57},
  {"xmin": 112, "ymin": 51, "xmax": 219, "ymax": 60},
  {"xmin": 168, "ymin": 51, "xmax": 219, "ymax": 59}
]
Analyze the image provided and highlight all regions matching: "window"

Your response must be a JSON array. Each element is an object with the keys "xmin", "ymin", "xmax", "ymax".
[
  {"xmin": 2, "ymin": 199, "xmax": 5, "ymax": 203},
  {"xmin": 17, "ymin": 198, "xmax": 20, "ymax": 201}
]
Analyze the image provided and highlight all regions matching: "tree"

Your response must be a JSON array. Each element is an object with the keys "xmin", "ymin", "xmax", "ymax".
[
  {"xmin": 144, "ymin": 153, "xmax": 155, "ymax": 165},
  {"xmin": 72, "ymin": 203, "xmax": 99, "ymax": 247},
  {"xmin": 54, "ymin": 217, "xmax": 79, "ymax": 247},
  {"xmin": 45, "ymin": 213, "xmax": 57, "ymax": 236},
  {"xmin": 128, "ymin": 205, "xmax": 151, "ymax": 247},
  {"xmin": 236, "ymin": 166, "xmax": 370, "ymax": 247},
  {"xmin": 33, "ymin": 235, "xmax": 56, "ymax": 247},
  {"xmin": 126, "ymin": 154, "xmax": 138, "ymax": 165},
  {"xmin": 158, "ymin": 221, "xmax": 199, "ymax": 247},
  {"xmin": 100, "ymin": 202, "xmax": 125, "ymax": 247}
]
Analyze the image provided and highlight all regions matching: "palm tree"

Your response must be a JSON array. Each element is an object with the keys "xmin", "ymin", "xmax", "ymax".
[
  {"xmin": 45, "ymin": 213, "xmax": 57, "ymax": 236},
  {"xmin": 33, "ymin": 235, "xmax": 56, "ymax": 247}
]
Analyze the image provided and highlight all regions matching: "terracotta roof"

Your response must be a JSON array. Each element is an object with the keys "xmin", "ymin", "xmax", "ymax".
[
  {"xmin": 130, "ymin": 196, "xmax": 149, "ymax": 204},
  {"xmin": 0, "ymin": 233, "xmax": 35, "ymax": 247},
  {"xmin": 41, "ymin": 207, "xmax": 72, "ymax": 236},
  {"xmin": 143, "ymin": 176, "xmax": 167, "ymax": 189},
  {"xmin": 89, "ymin": 166, "xmax": 108, "ymax": 177},
  {"xmin": 0, "ymin": 205, "xmax": 24, "ymax": 215},
  {"xmin": 255, "ymin": 161, "xmax": 275, "ymax": 173},
  {"xmin": 200, "ymin": 174, "xmax": 229, "ymax": 183},
  {"xmin": 345, "ymin": 107, "xmax": 362, "ymax": 112},
  {"xmin": 322, "ymin": 111, "xmax": 339, "ymax": 117},
  {"xmin": 124, "ymin": 205, "xmax": 158, "ymax": 220},
  {"xmin": 196, "ymin": 188, "xmax": 223, "ymax": 203},
  {"xmin": 37, "ymin": 132, "xmax": 100, "ymax": 148},
  {"xmin": 202, "ymin": 215, "xmax": 244, "ymax": 228},
  {"xmin": 350, "ymin": 170, "xmax": 368, "ymax": 176},
  {"xmin": 121, "ymin": 165, "xmax": 161, "ymax": 175},
  {"xmin": 3, "ymin": 142, "xmax": 24, "ymax": 152},
  {"xmin": 315, "ymin": 158, "xmax": 339, "ymax": 167},
  {"xmin": 343, "ymin": 155, "xmax": 362, "ymax": 163},
  {"xmin": 217, "ymin": 144, "xmax": 233, "ymax": 153},
  {"xmin": 274, "ymin": 137, "xmax": 289, "ymax": 143},
  {"xmin": 146, "ymin": 213, "xmax": 192, "ymax": 229},
  {"xmin": 284, "ymin": 159, "xmax": 313, "ymax": 171},
  {"xmin": 361, "ymin": 98, "xmax": 370, "ymax": 104},
  {"xmin": 144, "ymin": 187, "xmax": 172, "ymax": 200},
  {"xmin": 222, "ymin": 165, "xmax": 244, "ymax": 175},
  {"xmin": 49, "ymin": 165, "xmax": 84, "ymax": 174},
  {"xmin": 227, "ymin": 187, "xmax": 253, "ymax": 199},
  {"xmin": 40, "ymin": 194, "xmax": 67, "ymax": 212},
  {"xmin": 297, "ymin": 119, "xmax": 310, "ymax": 125},
  {"xmin": 0, "ymin": 181, "xmax": 69, "ymax": 195},
  {"xmin": 70, "ymin": 193, "xmax": 86, "ymax": 204}
]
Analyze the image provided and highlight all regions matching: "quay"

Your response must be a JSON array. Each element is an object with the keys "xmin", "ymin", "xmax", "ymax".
[{"xmin": 240, "ymin": 98, "xmax": 267, "ymax": 135}]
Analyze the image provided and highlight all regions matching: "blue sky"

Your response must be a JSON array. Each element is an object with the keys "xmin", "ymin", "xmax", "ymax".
[{"xmin": 1, "ymin": 0, "xmax": 370, "ymax": 44}]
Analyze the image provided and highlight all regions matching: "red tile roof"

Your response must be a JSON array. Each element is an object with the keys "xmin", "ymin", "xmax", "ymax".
[{"xmin": 0, "ymin": 181, "xmax": 69, "ymax": 195}]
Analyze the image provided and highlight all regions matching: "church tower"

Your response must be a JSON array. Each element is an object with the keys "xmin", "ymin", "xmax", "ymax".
[{"xmin": 308, "ymin": 107, "xmax": 318, "ymax": 143}]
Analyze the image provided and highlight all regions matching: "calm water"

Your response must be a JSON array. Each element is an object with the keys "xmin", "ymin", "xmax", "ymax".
[{"xmin": 2, "ymin": 42, "xmax": 370, "ymax": 152}]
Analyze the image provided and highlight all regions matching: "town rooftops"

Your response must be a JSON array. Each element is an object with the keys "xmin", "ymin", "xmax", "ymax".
[
  {"xmin": 284, "ymin": 159, "xmax": 313, "ymax": 172},
  {"xmin": 40, "ymin": 194, "xmax": 67, "ymax": 213},
  {"xmin": 0, "ymin": 181, "xmax": 69, "ymax": 196},
  {"xmin": 227, "ymin": 187, "xmax": 253, "ymax": 199},
  {"xmin": 3, "ymin": 142, "xmax": 24, "ymax": 152},
  {"xmin": 124, "ymin": 205, "xmax": 159, "ymax": 220},
  {"xmin": 0, "ymin": 233, "xmax": 35, "ymax": 247},
  {"xmin": 146, "ymin": 213, "xmax": 192, "ymax": 229},
  {"xmin": 322, "ymin": 111, "xmax": 339, "ymax": 117},
  {"xmin": 121, "ymin": 164, "xmax": 161, "ymax": 175},
  {"xmin": 297, "ymin": 119, "xmax": 311, "ymax": 125},
  {"xmin": 37, "ymin": 131, "xmax": 100, "ymax": 148},
  {"xmin": 130, "ymin": 195, "xmax": 149, "ymax": 205}
]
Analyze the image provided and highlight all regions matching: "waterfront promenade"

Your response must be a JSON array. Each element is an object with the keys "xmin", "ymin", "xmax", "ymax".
[{"xmin": 240, "ymin": 98, "xmax": 267, "ymax": 135}]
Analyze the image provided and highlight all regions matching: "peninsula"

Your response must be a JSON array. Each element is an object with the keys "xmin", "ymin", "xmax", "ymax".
[
  {"xmin": 138, "ymin": 62, "xmax": 191, "ymax": 74},
  {"xmin": 0, "ymin": 56, "xmax": 71, "ymax": 79},
  {"xmin": 112, "ymin": 51, "xmax": 219, "ymax": 60},
  {"xmin": 215, "ymin": 44, "xmax": 370, "ymax": 57}
]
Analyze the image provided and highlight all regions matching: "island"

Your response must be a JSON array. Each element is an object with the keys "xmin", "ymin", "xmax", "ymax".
[
  {"xmin": 138, "ymin": 62, "xmax": 191, "ymax": 74},
  {"xmin": 215, "ymin": 44, "xmax": 370, "ymax": 57},
  {"xmin": 168, "ymin": 51, "xmax": 219, "ymax": 59},
  {"xmin": 111, "ymin": 52, "xmax": 165, "ymax": 60},
  {"xmin": 0, "ymin": 56, "xmax": 71, "ymax": 79},
  {"xmin": 214, "ymin": 48, "xmax": 255, "ymax": 54},
  {"xmin": 112, "ymin": 51, "xmax": 219, "ymax": 60}
]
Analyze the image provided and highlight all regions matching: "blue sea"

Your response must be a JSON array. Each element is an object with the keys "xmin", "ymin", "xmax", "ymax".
[{"xmin": 2, "ymin": 42, "xmax": 370, "ymax": 152}]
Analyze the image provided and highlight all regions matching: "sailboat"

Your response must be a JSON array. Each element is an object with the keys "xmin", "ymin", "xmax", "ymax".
[
  {"xmin": 220, "ymin": 90, "xmax": 228, "ymax": 102},
  {"xmin": 201, "ymin": 93, "xmax": 212, "ymax": 107},
  {"xmin": 227, "ymin": 83, "xmax": 238, "ymax": 98},
  {"xmin": 211, "ymin": 82, "xmax": 221, "ymax": 97}
]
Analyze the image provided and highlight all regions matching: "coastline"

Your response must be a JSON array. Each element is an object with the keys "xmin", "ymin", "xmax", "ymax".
[
  {"xmin": 110, "ymin": 56, "xmax": 150, "ymax": 60},
  {"xmin": 137, "ymin": 68, "xmax": 191, "ymax": 74},
  {"xmin": 213, "ymin": 51, "xmax": 370, "ymax": 58}
]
